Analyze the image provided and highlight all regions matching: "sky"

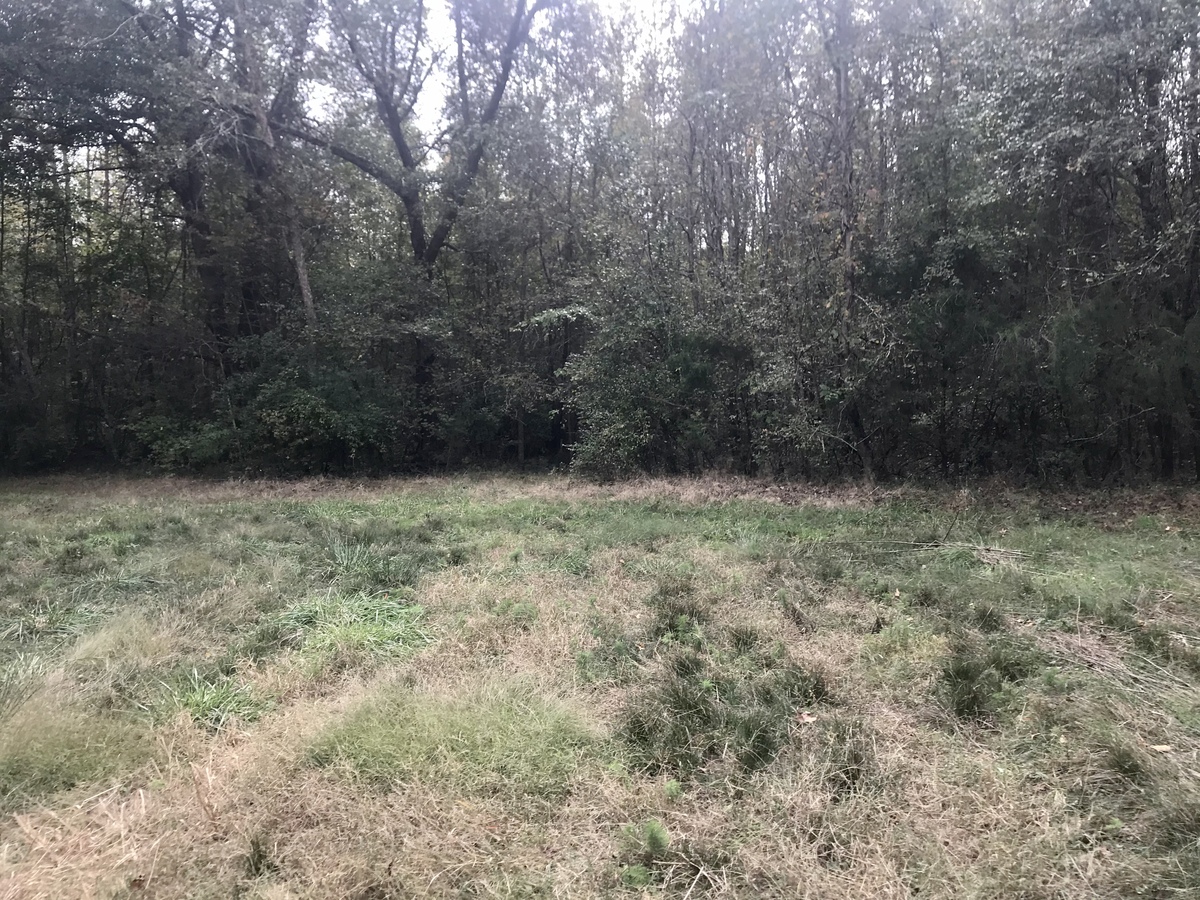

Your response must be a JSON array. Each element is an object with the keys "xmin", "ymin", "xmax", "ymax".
[{"xmin": 412, "ymin": 0, "xmax": 670, "ymax": 129}]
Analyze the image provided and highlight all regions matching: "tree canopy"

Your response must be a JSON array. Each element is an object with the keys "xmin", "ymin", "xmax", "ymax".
[{"xmin": 2, "ymin": 0, "xmax": 1198, "ymax": 481}]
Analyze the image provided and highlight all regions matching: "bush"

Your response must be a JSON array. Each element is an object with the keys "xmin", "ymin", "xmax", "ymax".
[
  {"xmin": 131, "ymin": 335, "xmax": 419, "ymax": 472},
  {"xmin": 566, "ymin": 291, "xmax": 754, "ymax": 477}
]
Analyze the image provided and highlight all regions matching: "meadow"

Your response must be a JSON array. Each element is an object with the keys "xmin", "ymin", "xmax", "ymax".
[{"xmin": 0, "ymin": 476, "xmax": 1198, "ymax": 899}]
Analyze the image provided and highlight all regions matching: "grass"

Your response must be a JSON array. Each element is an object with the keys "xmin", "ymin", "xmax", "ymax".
[
  {"xmin": 277, "ymin": 590, "xmax": 430, "ymax": 671},
  {"xmin": 164, "ymin": 668, "xmax": 268, "ymax": 731},
  {"xmin": 0, "ymin": 474, "xmax": 1198, "ymax": 898},
  {"xmin": 309, "ymin": 680, "xmax": 595, "ymax": 803},
  {"xmin": 0, "ymin": 699, "xmax": 155, "ymax": 813}
]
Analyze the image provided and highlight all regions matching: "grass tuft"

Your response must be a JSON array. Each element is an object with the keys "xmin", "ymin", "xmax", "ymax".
[
  {"xmin": 279, "ymin": 591, "xmax": 429, "ymax": 669},
  {"xmin": 0, "ymin": 701, "xmax": 153, "ymax": 812},
  {"xmin": 165, "ymin": 668, "xmax": 267, "ymax": 731},
  {"xmin": 309, "ymin": 681, "xmax": 595, "ymax": 802},
  {"xmin": 940, "ymin": 633, "xmax": 1042, "ymax": 721},
  {"xmin": 618, "ymin": 648, "xmax": 828, "ymax": 776},
  {"xmin": 812, "ymin": 716, "xmax": 878, "ymax": 800},
  {"xmin": 0, "ymin": 653, "xmax": 45, "ymax": 719}
]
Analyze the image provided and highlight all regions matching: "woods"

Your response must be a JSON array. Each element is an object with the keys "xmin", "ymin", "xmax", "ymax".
[{"xmin": 2, "ymin": 0, "xmax": 1199, "ymax": 481}]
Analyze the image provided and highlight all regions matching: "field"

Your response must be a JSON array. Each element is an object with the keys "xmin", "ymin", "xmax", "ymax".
[{"xmin": 0, "ymin": 476, "xmax": 1198, "ymax": 899}]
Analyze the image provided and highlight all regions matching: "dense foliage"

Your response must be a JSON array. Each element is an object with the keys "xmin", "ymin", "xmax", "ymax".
[{"xmin": 2, "ymin": 0, "xmax": 1198, "ymax": 481}]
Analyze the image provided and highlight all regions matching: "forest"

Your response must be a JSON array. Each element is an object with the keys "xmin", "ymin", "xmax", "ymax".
[{"xmin": 2, "ymin": 0, "xmax": 1199, "ymax": 482}]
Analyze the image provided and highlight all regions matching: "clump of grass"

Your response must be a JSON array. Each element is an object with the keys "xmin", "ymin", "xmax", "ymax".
[
  {"xmin": 812, "ymin": 716, "xmax": 878, "ymax": 800},
  {"xmin": 1154, "ymin": 795, "xmax": 1200, "ymax": 849},
  {"xmin": 279, "ymin": 590, "xmax": 429, "ymax": 670},
  {"xmin": 791, "ymin": 541, "xmax": 846, "ymax": 583},
  {"xmin": 324, "ymin": 538, "xmax": 398, "ymax": 590},
  {"xmin": 940, "ymin": 634, "xmax": 1043, "ymax": 721},
  {"xmin": 1, "ymin": 599, "xmax": 103, "ymax": 643},
  {"xmin": 1100, "ymin": 736, "xmax": 1147, "ymax": 785},
  {"xmin": 728, "ymin": 624, "xmax": 762, "ymax": 654},
  {"xmin": 493, "ymin": 597, "xmax": 539, "ymax": 631},
  {"xmin": 911, "ymin": 583, "xmax": 943, "ymax": 609},
  {"xmin": 309, "ymin": 681, "xmax": 595, "ymax": 802},
  {"xmin": 618, "ymin": 649, "xmax": 828, "ymax": 776},
  {"xmin": 862, "ymin": 616, "xmax": 943, "ymax": 670},
  {"xmin": 1132, "ymin": 623, "xmax": 1200, "ymax": 674},
  {"xmin": 165, "ymin": 669, "xmax": 267, "ymax": 731},
  {"xmin": 548, "ymin": 546, "xmax": 592, "ymax": 576},
  {"xmin": 322, "ymin": 527, "xmax": 447, "ymax": 592},
  {"xmin": 0, "ymin": 701, "xmax": 153, "ymax": 813},
  {"xmin": 971, "ymin": 602, "xmax": 1007, "ymax": 633},
  {"xmin": 0, "ymin": 653, "xmax": 45, "ymax": 719},
  {"xmin": 242, "ymin": 833, "xmax": 279, "ymax": 878},
  {"xmin": 778, "ymin": 594, "xmax": 817, "ymax": 633},
  {"xmin": 646, "ymin": 594, "xmax": 708, "ymax": 649},
  {"xmin": 577, "ymin": 616, "xmax": 642, "ymax": 684}
]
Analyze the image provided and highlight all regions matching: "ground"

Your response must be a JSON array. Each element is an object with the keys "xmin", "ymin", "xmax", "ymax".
[{"xmin": 0, "ymin": 475, "xmax": 1198, "ymax": 899}]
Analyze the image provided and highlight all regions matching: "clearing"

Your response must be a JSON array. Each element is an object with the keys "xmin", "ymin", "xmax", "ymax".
[{"xmin": 1, "ymin": 476, "xmax": 1198, "ymax": 899}]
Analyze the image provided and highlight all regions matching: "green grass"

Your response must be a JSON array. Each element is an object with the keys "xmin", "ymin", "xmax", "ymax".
[
  {"xmin": 0, "ymin": 475, "xmax": 1197, "ymax": 898},
  {"xmin": 0, "ymin": 701, "xmax": 155, "ymax": 813},
  {"xmin": 164, "ymin": 668, "xmax": 268, "ymax": 731},
  {"xmin": 278, "ymin": 590, "xmax": 430, "ymax": 670},
  {"xmin": 309, "ymin": 680, "xmax": 596, "ymax": 802}
]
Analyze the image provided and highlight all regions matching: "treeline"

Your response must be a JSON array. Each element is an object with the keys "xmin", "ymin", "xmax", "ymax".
[{"xmin": 1, "ymin": 0, "xmax": 1198, "ymax": 481}]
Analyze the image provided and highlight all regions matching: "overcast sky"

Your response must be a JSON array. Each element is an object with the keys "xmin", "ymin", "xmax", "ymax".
[{"xmin": 412, "ymin": 0, "xmax": 672, "ymax": 129}]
